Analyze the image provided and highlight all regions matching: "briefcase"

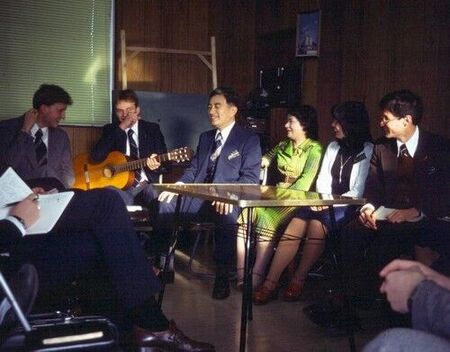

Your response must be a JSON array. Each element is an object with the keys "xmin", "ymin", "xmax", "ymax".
[
  {"xmin": 0, "ymin": 269, "xmax": 120, "ymax": 351},
  {"xmin": 2, "ymin": 313, "xmax": 120, "ymax": 351}
]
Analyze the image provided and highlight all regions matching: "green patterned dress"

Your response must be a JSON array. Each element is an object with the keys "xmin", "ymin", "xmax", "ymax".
[{"xmin": 239, "ymin": 138, "xmax": 323, "ymax": 240}]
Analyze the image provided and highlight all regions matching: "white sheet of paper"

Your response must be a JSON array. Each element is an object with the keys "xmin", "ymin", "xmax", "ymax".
[
  {"xmin": 0, "ymin": 167, "xmax": 33, "ymax": 207},
  {"xmin": 0, "ymin": 167, "xmax": 74, "ymax": 234},
  {"xmin": 373, "ymin": 206, "xmax": 396, "ymax": 220}
]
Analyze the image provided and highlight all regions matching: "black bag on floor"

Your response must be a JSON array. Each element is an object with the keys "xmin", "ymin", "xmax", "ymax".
[
  {"xmin": 0, "ymin": 270, "xmax": 120, "ymax": 351},
  {"xmin": 2, "ymin": 313, "xmax": 120, "ymax": 351}
]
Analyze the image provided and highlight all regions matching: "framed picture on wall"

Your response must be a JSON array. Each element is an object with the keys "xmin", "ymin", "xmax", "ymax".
[{"xmin": 296, "ymin": 10, "xmax": 321, "ymax": 57}]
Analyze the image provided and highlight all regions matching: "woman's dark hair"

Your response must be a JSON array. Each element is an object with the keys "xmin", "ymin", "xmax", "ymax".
[
  {"xmin": 331, "ymin": 101, "xmax": 372, "ymax": 151},
  {"xmin": 287, "ymin": 105, "xmax": 319, "ymax": 140}
]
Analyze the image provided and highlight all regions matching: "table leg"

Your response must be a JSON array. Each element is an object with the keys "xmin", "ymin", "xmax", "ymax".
[
  {"xmin": 240, "ymin": 207, "xmax": 255, "ymax": 352},
  {"xmin": 328, "ymin": 205, "xmax": 356, "ymax": 352},
  {"xmin": 158, "ymin": 195, "xmax": 183, "ymax": 307}
]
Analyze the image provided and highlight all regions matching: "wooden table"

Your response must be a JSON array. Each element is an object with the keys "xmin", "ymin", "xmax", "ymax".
[{"xmin": 153, "ymin": 184, "xmax": 366, "ymax": 352}]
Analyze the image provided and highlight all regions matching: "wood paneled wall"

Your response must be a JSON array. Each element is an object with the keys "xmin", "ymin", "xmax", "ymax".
[
  {"xmin": 115, "ymin": 0, "xmax": 211, "ymax": 93},
  {"xmin": 70, "ymin": 0, "xmax": 449, "ymax": 157}
]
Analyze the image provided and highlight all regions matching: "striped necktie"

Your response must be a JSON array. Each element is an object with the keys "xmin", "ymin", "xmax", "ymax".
[
  {"xmin": 205, "ymin": 132, "xmax": 223, "ymax": 183},
  {"xmin": 34, "ymin": 129, "xmax": 47, "ymax": 165},
  {"xmin": 128, "ymin": 129, "xmax": 141, "ymax": 186}
]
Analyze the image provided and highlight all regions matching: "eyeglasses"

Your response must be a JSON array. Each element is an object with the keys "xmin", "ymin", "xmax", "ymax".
[
  {"xmin": 380, "ymin": 115, "xmax": 400, "ymax": 125},
  {"xmin": 116, "ymin": 108, "xmax": 136, "ymax": 116}
]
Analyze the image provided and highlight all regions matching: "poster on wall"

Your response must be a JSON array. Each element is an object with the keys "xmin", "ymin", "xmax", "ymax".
[{"xmin": 296, "ymin": 10, "xmax": 321, "ymax": 57}]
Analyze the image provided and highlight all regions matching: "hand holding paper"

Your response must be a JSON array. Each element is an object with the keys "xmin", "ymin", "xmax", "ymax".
[{"xmin": 0, "ymin": 168, "xmax": 74, "ymax": 234}]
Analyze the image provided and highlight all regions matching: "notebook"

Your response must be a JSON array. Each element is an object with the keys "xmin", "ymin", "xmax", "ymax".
[{"xmin": 0, "ymin": 167, "xmax": 74, "ymax": 234}]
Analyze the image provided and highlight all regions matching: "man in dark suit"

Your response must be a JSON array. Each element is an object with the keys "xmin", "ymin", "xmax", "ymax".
[
  {"xmin": 0, "ymin": 84, "xmax": 74, "ymax": 189},
  {"xmin": 305, "ymin": 90, "xmax": 449, "ymax": 331},
  {"xmin": 90, "ymin": 89, "xmax": 167, "ymax": 205},
  {"xmin": 1, "ymin": 188, "xmax": 214, "ymax": 351},
  {"xmin": 158, "ymin": 87, "xmax": 262, "ymax": 299},
  {"xmin": 343, "ymin": 89, "xmax": 449, "ymax": 276}
]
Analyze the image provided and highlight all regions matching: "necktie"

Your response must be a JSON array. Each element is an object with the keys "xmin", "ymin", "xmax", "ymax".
[
  {"xmin": 399, "ymin": 144, "xmax": 412, "ymax": 160},
  {"xmin": 34, "ymin": 129, "xmax": 47, "ymax": 165},
  {"xmin": 205, "ymin": 132, "xmax": 223, "ymax": 183},
  {"xmin": 127, "ymin": 129, "xmax": 141, "ymax": 186},
  {"xmin": 395, "ymin": 143, "xmax": 415, "ymax": 207}
]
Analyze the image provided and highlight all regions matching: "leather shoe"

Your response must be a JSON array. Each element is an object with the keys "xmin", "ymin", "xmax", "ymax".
[
  {"xmin": 212, "ymin": 275, "xmax": 230, "ymax": 300},
  {"xmin": 134, "ymin": 320, "xmax": 215, "ymax": 351},
  {"xmin": 282, "ymin": 280, "xmax": 303, "ymax": 302},
  {"xmin": 252, "ymin": 285, "xmax": 277, "ymax": 305},
  {"xmin": 0, "ymin": 263, "xmax": 39, "ymax": 327}
]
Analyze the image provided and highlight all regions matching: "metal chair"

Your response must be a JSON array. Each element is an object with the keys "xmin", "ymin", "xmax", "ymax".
[{"xmin": 187, "ymin": 165, "xmax": 269, "ymax": 276}]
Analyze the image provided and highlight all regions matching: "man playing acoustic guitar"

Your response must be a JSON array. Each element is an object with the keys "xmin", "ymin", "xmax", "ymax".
[{"xmin": 90, "ymin": 89, "xmax": 168, "ymax": 205}]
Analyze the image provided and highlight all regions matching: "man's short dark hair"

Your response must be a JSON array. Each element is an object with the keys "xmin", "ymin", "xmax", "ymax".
[
  {"xmin": 209, "ymin": 87, "xmax": 240, "ymax": 108},
  {"xmin": 116, "ymin": 89, "xmax": 140, "ymax": 107},
  {"xmin": 379, "ymin": 89, "xmax": 423, "ymax": 125},
  {"xmin": 32, "ymin": 84, "xmax": 72, "ymax": 109}
]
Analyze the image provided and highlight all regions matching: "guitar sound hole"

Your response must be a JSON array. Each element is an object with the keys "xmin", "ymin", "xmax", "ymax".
[{"xmin": 103, "ymin": 167, "xmax": 113, "ymax": 178}]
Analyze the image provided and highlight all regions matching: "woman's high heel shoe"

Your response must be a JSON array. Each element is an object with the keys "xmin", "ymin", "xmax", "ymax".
[
  {"xmin": 252, "ymin": 280, "xmax": 278, "ymax": 305},
  {"xmin": 282, "ymin": 279, "xmax": 305, "ymax": 302}
]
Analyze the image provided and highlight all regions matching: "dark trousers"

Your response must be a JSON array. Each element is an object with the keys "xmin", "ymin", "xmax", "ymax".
[
  {"xmin": 11, "ymin": 189, "xmax": 161, "ymax": 313},
  {"xmin": 157, "ymin": 195, "xmax": 240, "ymax": 268},
  {"xmin": 340, "ymin": 218, "xmax": 430, "ymax": 297}
]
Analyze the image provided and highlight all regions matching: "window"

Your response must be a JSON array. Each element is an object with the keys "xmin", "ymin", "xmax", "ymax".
[{"xmin": 0, "ymin": 0, "xmax": 113, "ymax": 126}]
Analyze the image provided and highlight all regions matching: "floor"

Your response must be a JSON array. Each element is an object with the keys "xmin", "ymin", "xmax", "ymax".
[{"xmin": 159, "ymin": 243, "xmax": 395, "ymax": 352}]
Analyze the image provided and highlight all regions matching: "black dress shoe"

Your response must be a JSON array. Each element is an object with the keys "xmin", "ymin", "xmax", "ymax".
[
  {"xmin": 134, "ymin": 320, "xmax": 215, "ymax": 351},
  {"xmin": 0, "ymin": 263, "xmax": 39, "ymax": 327},
  {"xmin": 212, "ymin": 275, "xmax": 230, "ymax": 300}
]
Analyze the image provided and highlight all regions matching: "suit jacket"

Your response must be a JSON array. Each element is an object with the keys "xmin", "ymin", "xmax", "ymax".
[
  {"xmin": 412, "ymin": 280, "xmax": 450, "ymax": 338},
  {"xmin": 364, "ymin": 130, "xmax": 449, "ymax": 218},
  {"xmin": 90, "ymin": 119, "xmax": 167, "ymax": 183},
  {"xmin": 0, "ymin": 219, "xmax": 23, "ymax": 252},
  {"xmin": 179, "ymin": 123, "xmax": 261, "ymax": 184},
  {"xmin": 0, "ymin": 116, "xmax": 74, "ymax": 188}
]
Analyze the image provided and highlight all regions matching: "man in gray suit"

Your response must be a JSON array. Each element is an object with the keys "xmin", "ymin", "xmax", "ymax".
[{"xmin": 0, "ymin": 84, "xmax": 74, "ymax": 189}]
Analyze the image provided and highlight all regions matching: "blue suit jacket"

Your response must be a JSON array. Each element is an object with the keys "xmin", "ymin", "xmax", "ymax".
[{"xmin": 179, "ymin": 123, "xmax": 261, "ymax": 184}]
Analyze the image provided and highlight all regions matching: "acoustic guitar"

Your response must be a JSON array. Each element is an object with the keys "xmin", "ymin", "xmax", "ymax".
[{"xmin": 73, "ymin": 147, "xmax": 193, "ymax": 191}]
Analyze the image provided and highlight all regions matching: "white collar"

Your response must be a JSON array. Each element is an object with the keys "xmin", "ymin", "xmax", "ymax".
[
  {"xmin": 397, "ymin": 126, "xmax": 419, "ymax": 157},
  {"xmin": 126, "ymin": 120, "xmax": 139, "ymax": 136},
  {"xmin": 216, "ymin": 121, "xmax": 235, "ymax": 143},
  {"xmin": 30, "ymin": 124, "xmax": 48, "ymax": 138}
]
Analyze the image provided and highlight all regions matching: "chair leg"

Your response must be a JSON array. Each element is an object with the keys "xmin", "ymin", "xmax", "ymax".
[{"xmin": 188, "ymin": 229, "xmax": 203, "ymax": 273}]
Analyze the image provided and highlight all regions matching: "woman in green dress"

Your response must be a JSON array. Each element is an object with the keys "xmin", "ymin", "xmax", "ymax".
[{"xmin": 236, "ymin": 105, "xmax": 323, "ymax": 288}]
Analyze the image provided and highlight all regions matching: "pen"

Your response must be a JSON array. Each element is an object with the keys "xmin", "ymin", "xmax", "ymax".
[{"xmin": 2, "ymin": 195, "xmax": 39, "ymax": 208}]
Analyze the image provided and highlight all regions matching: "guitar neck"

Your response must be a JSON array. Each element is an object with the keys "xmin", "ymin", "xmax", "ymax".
[{"xmin": 114, "ymin": 152, "xmax": 171, "ymax": 173}]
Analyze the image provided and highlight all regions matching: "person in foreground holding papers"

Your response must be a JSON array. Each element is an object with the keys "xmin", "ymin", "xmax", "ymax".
[
  {"xmin": 363, "ymin": 259, "xmax": 450, "ymax": 352},
  {"xmin": 158, "ymin": 87, "xmax": 262, "ymax": 300},
  {"xmin": 1, "ymin": 188, "xmax": 215, "ymax": 351},
  {"xmin": 0, "ymin": 84, "xmax": 74, "ymax": 189}
]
